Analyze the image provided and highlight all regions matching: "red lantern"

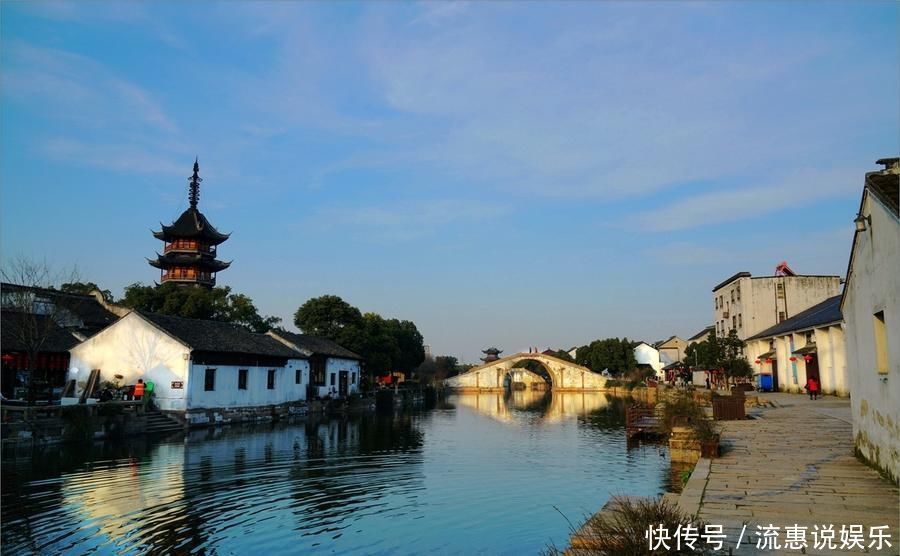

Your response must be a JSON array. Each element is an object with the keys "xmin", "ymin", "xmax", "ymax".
[
  {"xmin": 804, "ymin": 354, "xmax": 813, "ymax": 363},
  {"xmin": 789, "ymin": 356, "xmax": 797, "ymax": 362},
  {"xmin": 754, "ymin": 359, "xmax": 761, "ymax": 364},
  {"xmin": 766, "ymin": 358, "xmax": 774, "ymax": 364}
]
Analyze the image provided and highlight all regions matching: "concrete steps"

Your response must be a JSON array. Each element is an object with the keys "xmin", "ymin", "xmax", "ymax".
[{"xmin": 144, "ymin": 411, "xmax": 184, "ymax": 434}]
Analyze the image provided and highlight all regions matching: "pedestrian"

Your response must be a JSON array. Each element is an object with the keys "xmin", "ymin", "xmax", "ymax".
[
  {"xmin": 806, "ymin": 376, "xmax": 819, "ymax": 400},
  {"xmin": 134, "ymin": 378, "xmax": 145, "ymax": 401},
  {"xmin": 705, "ymin": 376, "xmax": 711, "ymax": 390}
]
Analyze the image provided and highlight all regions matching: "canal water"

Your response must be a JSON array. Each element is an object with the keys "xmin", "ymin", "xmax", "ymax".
[{"xmin": 2, "ymin": 392, "xmax": 672, "ymax": 555}]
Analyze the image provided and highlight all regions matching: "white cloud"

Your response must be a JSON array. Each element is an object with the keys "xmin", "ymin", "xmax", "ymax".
[
  {"xmin": 309, "ymin": 199, "xmax": 510, "ymax": 242},
  {"xmin": 4, "ymin": 42, "xmax": 178, "ymax": 133},
  {"xmin": 633, "ymin": 167, "xmax": 859, "ymax": 232}
]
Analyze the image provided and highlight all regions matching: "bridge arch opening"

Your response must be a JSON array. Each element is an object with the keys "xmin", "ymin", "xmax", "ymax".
[{"xmin": 506, "ymin": 359, "xmax": 554, "ymax": 391}]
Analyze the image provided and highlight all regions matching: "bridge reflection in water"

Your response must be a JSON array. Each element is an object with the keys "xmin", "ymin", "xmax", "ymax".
[{"xmin": 453, "ymin": 390, "xmax": 612, "ymax": 423}]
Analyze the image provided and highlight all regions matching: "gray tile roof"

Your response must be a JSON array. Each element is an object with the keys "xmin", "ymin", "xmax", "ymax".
[
  {"xmin": 687, "ymin": 326, "xmax": 714, "ymax": 343},
  {"xmin": 1, "ymin": 311, "xmax": 81, "ymax": 353},
  {"xmin": 866, "ymin": 161, "xmax": 899, "ymax": 217},
  {"xmin": 138, "ymin": 311, "xmax": 298, "ymax": 358},
  {"xmin": 269, "ymin": 330, "xmax": 362, "ymax": 360},
  {"xmin": 747, "ymin": 295, "xmax": 843, "ymax": 341}
]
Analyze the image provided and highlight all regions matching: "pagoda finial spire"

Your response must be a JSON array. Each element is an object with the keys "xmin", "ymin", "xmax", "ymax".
[{"xmin": 188, "ymin": 157, "xmax": 202, "ymax": 209}]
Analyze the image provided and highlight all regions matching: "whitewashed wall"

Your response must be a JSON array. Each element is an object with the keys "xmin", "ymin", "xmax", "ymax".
[
  {"xmin": 312, "ymin": 357, "xmax": 361, "ymax": 398},
  {"xmin": 187, "ymin": 358, "xmax": 309, "ymax": 409},
  {"xmin": 633, "ymin": 343, "xmax": 663, "ymax": 377},
  {"xmin": 68, "ymin": 312, "xmax": 191, "ymax": 411},
  {"xmin": 844, "ymin": 188, "xmax": 900, "ymax": 481}
]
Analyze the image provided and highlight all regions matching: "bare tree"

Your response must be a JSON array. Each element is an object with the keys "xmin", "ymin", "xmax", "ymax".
[{"xmin": 1, "ymin": 256, "xmax": 79, "ymax": 403}]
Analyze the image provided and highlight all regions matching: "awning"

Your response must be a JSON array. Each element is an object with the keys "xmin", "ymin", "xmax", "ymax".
[
  {"xmin": 756, "ymin": 350, "xmax": 776, "ymax": 360},
  {"xmin": 792, "ymin": 345, "xmax": 818, "ymax": 356}
]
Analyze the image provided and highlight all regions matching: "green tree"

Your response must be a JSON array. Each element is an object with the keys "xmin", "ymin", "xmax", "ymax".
[
  {"xmin": 723, "ymin": 357, "xmax": 753, "ymax": 383},
  {"xmin": 357, "ymin": 312, "xmax": 400, "ymax": 376},
  {"xmin": 576, "ymin": 338, "xmax": 636, "ymax": 375},
  {"xmin": 684, "ymin": 332, "xmax": 723, "ymax": 370},
  {"xmin": 384, "ymin": 318, "xmax": 425, "ymax": 374},
  {"xmin": 434, "ymin": 356, "xmax": 459, "ymax": 378},
  {"xmin": 293, "ymin": 295, "xmax": 363, "ymax": 347},
  {"xmin": 121, "ymin": 282, "xmax": 280, "ymax": 333},
  {"xmin": 293, "ymin": 295, "xmax": 426, "ymax": 379}
]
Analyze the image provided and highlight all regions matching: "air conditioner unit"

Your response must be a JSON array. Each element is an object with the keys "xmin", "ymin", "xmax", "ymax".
[{"xmin": 723, "ymin": 311, "xmax": 730, "ymax": 318}]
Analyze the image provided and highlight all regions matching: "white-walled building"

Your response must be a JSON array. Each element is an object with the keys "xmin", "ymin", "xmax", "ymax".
[
  {"xmin": 712, "ymin": 272, "xmax": 841, "ymax": 342},
  {"xmin": 746, "ymin": 295, "xmax": 847, "ymax": 396},
  {"xmin": 633, "ymin": 342, "xmax": 663, "ymax": 378},
  {"xmin": 655, "ymin": 336, "xmax": 687, "ymax": 366},
  {"xmin": 841, "ymin": 157, "xmax": 899, "ymax": 481},
  {"xmin": 68, "ymin": 311, "xmax": 308, "ymax": 424},
  {"xmin": 267, "ymin": 330, "xmax": 362, "ymax": 398}
]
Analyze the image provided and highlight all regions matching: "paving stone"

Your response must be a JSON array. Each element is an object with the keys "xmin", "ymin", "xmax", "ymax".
[{"xmin": 695, "ymin": 393, "xmax": 898, "ymax": 554}]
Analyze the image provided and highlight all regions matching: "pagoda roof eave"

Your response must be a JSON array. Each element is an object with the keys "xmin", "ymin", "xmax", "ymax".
[
  {"xmin": 149, "ymin": 253, "xmax": 232, "ymax": 272},
  {"xmin": 153, "ymin": 208, "xmax": 230, "ymax": 245}
]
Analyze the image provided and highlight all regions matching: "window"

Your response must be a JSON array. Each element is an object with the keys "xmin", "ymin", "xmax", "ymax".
[
  {"xmin": 736, "ymin": 286, "xmax": 741, "ymax": 301},
  {"xmin": 732, "ymin": 315, "xmax": 736, "ymax": 329},
  {"xmin": 719, "ymin": 295, "xmax": 723, "ymax": 308},
  {"xmin": 731, "ymin": 289, "xmax": 735, "ymax": 302},
  {"xmin": 267, "ymin": 369, "xmax": 276, "ymax": 390},
  {"xmin": 805, "ymin": 332, "xmax": 814, "ymax": 344},
  {"xmin": 778, "ymin": 311, "xmax": 786, "ymax": 323},
  {"xmin": 874, "ymin": 311, "xmax": 889, "ymax": 374},
  {"xmin": 351, "ymin": 372, "xmax": 356, "ymax": 384},
  {"xmin": 715, "ymin": 298, "xmax": 719, "ymax": 310},
  {"xmin": 204, "ymin": 368, "xmax": 216, "ymax": 391},
  {"xmin": 238, "ymin": 369, "xmax": 248, "ymax": 390},
  {"xmin": 776, "ymin": 283, "xmax": 785, "ymax": 299},
  {"xmin": 310, "ymin": 358, "xmax": 326, "ymax": 386},
  {"xmin": 330, "ymin": 373, "xmax": 336, "ymax": 386},
  {"xmin": 295, "ymin": 368, "xmax": 302, "ymax": 384},
  {"xmin": 738, "ymin": 313, "xmax": 743, "ymax": 328}
]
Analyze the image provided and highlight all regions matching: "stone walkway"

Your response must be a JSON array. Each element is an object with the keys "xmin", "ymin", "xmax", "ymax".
[{"xmin": 692, "ymin": 393, "xmax": 899, "ymax": 555}]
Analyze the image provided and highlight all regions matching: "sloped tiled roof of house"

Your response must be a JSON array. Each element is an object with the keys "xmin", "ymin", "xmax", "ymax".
[
  {"xmin": 747, "ymin": 295, "xmax": 842, "ymax": 341},
  {"xmin": 1, "ymin": 311, "xmax": 81, "ymax": 352},
  {"xmin": 1, "ymin": 282, "xmax": 118, "ymax": 336},
  {"xmin": 138, "ymin": 311, "xmax": 298, "ymax": 358},
  {"xmin": 867, "ymin": 158, "xmax": 899, "ymax": 217},
  {"xmin": 269, "ymin": 330, "xmax": 362, "ymax": 360},
  {"xmin": 687, "ymin": 326, "xmax": 714, "ymax": 343}
]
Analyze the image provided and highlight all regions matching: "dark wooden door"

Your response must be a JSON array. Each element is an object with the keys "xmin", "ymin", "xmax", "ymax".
[
  {"xmin": 339, "ymin": 371, "xmax": 349, "ymax": 397},
  {"xmin": 806, "ymin": 355, "xmax": 820, "ymax": 383},
  {"xmin": 771, "ymin": 360, "xmax": 779, "ymax": 391}
]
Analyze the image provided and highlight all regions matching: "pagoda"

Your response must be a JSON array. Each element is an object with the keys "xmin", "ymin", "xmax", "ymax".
[
  {"xmin": 149, "ymin": 159, "xmax": 231, "ymax": 288},
  {"xmin": 481, "ymin": 347, "xmax": 503, "ymax": 363}
]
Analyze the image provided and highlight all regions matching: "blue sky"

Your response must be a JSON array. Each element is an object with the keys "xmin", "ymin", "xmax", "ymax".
[{"xmin": 1, "ymin": 1, "xmax": 897, "ymax": 363}]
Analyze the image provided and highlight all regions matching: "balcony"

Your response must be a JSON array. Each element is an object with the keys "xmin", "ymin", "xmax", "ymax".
[
  {"xmin": 164, "ymin": 242, "xmax": 216, "ymax": 255},
  {"xmin": 161, "ymin": 271, "xmax": 215, "ymax": 286}
]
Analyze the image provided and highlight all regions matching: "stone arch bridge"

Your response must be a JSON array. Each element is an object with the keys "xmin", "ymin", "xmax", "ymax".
[{"xmin": 443, "ymin": 352, "xmax": 607, "ymax": 391}]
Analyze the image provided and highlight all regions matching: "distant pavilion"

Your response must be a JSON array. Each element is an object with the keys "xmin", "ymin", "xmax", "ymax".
[{"xmin": 481, "ymin": 347, "xmax": 503, "ymax": 363}]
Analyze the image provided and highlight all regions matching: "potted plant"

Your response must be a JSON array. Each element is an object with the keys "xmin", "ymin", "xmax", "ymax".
[
  {"xmin": 663, "ymin": 392, "xmax": 706, "ymax": 431},
  {"xmin": 693, "ymin": 418, "xmax": 720, "ymax": 458}
]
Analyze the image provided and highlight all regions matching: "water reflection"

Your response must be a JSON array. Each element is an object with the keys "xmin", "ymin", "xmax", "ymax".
[
  {"xmin": 454, "ymin": 390, "xmax": 612, "ymax": 423},
  {"xmin": 3, "ymin": 395, "xmax": 672, "ymax": 555}
]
